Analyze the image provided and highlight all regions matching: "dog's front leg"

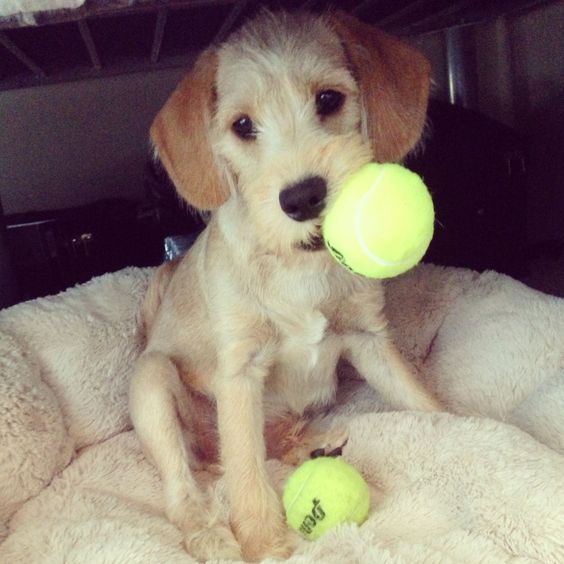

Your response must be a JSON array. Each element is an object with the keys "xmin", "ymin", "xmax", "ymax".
[
  {"xmin": 130, "ymin": 351, "xmax": 242, "ymax": 559},
  {"xmin": 345, "ymin": 331, "xmax": 442, "ymax": 412},
  {"xmin": 215, "ymin": 345, "xmax": 290, "ymax": 561}
]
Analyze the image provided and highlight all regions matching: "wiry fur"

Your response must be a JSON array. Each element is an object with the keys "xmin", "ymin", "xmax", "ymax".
[{"xmin": 131, "ymin": 10, "xmax": 439, "ymax": 560}]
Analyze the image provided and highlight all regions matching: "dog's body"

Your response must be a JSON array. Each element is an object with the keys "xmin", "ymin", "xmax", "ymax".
[{"xmin": 130, "ymin": 10, "xmax": 440, "ymax": 560}]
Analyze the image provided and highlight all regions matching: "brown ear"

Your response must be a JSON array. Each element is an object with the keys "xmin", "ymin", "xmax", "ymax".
[
  {"xmin": 150, "ymin": 51, "xmax": 229, "ymax": 210},
  {"xmin": 331, "ymin": 12, "xmax": 431, "ymax": 162}
]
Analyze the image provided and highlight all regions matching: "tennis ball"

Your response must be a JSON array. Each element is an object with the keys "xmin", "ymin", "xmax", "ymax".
[
  {"xmin": 323, "ymin": 162, "xmax": 434, "ymax": 279},
  {"xmin": 283, "ymin": 457, "xmax": 370, "ymax": 540}
]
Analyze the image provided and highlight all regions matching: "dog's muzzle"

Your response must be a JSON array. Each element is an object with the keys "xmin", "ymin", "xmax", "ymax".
[{"xmin": 279, "ymin": 176, "xmax": 327, "ymax": 222}]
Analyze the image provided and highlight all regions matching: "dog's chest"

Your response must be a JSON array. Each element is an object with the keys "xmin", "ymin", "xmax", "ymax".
[{"xmin": 265, "ymin": 307, "xmax": 342, "ymax": 415}]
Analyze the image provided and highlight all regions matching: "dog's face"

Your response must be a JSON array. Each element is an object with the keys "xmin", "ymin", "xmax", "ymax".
[
  {"xmin": 213, "ymin": 12, "xmax": 372, "ymax": 253},
  {"xmin": 151, "ymin": 11, "xmax": 431, "ymax": 256}
]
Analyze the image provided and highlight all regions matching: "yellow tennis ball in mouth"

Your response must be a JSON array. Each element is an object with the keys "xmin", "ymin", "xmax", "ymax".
[
  {"xmin": 323, "ymin": 163, "xmax": 435, "ymax": 279},
  {"xmin": 283, "ymin": 457, "xmax": 370, "ymax": 540}
]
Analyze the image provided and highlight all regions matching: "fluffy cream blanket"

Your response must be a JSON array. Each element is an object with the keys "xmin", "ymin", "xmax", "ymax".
[{"xmin": 1, "ymin": 264, "xmax": 563, "ymax": 563}]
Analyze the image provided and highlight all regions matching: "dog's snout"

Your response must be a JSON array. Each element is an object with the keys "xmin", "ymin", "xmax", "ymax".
[{"xmin": 279, "ymin": 176, "xmax": 327, "ymax": 222}]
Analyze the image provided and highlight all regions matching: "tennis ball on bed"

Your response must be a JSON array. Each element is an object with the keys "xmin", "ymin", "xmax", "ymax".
[
  {"xmin": 283, "ymin": 457, "xmax": 370, "ymax": 540},
  {"xmin": 323, "ymin": 162, "xmax": 434, "ymax": 279}
]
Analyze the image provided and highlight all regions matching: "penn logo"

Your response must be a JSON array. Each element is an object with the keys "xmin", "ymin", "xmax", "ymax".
[{"xmin": 298, "ymin": 498, "xmax": 326, "ymax": 536}]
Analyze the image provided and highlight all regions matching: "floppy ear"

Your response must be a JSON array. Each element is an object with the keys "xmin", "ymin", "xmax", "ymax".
[
  {"xmin": 331, "ymin": 12, "xmax": 431, "ymax": 162},
  {"xmin": 150, "ymin": 51, "xmax": 229, "ymax": 210}
]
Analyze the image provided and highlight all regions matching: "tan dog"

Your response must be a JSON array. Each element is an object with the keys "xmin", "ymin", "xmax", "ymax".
[{"xmin": 130, "ymin": 10, "xmax": 440, "ymax": 561}]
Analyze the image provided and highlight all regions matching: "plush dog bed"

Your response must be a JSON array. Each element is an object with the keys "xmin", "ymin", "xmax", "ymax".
[{"xmin": 1, "ymin": 264, "xmax": 563, "ymax": 562}]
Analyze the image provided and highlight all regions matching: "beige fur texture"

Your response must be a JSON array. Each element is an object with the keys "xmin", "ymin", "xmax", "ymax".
[{"xmin": 134, "ymin": 10, "xmax": 438, "ymax": 560}]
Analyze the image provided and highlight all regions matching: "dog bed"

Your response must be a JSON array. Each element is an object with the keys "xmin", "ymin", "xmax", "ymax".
[{"xmin": 1, "ymin": 264, "xmax": 563, "ymax": 562}]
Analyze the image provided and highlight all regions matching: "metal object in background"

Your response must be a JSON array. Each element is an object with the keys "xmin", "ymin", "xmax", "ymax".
[
  {"xmin": 0, "ymin": 198, "xmax": 19, "ymax": 308},
  {"xmin": 164, "ymin": 234, "xmax": 198, "ymax": 261},
  {"xmin": 446, "ymin": 25, "xmax": 478, "ymax": 109},
  {"xmin": 0, "ymin": 0, "xmax": 553, "ymax": 91}
]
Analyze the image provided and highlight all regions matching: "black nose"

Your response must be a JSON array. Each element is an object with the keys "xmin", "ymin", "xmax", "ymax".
[{"xmin": 279, "ymin": 176, "xmax": 327, "ymax": 222}]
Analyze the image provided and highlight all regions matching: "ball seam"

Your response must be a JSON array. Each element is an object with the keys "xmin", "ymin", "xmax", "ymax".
[{"xmin": 354, "ymin": 167, "xmax": 419, "ymax": 268}]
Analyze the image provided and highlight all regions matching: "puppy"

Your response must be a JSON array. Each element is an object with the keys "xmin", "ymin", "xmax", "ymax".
[{"xmin": 130, "ymin": 10, "xmax": 440, "ymax": 561}]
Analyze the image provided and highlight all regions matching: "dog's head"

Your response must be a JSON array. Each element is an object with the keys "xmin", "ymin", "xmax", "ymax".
[{"xmin": 151, "ymin": 11, "xmax": 430, "ymax": 256}]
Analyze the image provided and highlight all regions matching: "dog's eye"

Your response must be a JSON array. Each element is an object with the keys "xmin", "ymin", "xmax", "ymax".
[
  {"xmin": 316, "ymin": 90, "xmax": 345, "ymax": 117},
  {"xmin": 232, "ymin": 115, "xmax": 256, "ymax": 140}
]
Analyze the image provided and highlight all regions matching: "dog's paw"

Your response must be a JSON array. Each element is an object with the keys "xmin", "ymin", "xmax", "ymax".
[
  {"xmin": 236, "ymin": 514, "xmax": 292, "ymax": 562},
  {"xmin": 185, "ymin": 522, "xmax": 242, "ymax": 561},
  {"xmin": 232, "ymin": 487, "xmax": 293, "ymax": 561},
  {"xmin": 167, "ymin": 491, "xmax": 240, "ymax": 560},
  {"xmin": 310, "ymin": 424, "xmax": 350, "ymax": 458},
  {"xmin": 282, "ymin": 423, "xmax": 350, "ymax": 465}
]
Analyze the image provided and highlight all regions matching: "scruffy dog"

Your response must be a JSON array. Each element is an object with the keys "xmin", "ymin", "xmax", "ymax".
[{"xmin": 130, "ymin": 9, "xmax": 440, "ymax": 561}]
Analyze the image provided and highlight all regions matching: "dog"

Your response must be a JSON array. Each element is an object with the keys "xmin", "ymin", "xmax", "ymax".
[{"xmin": 129, "ymin": 9, "xmax": 441, "ymax": 561}]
